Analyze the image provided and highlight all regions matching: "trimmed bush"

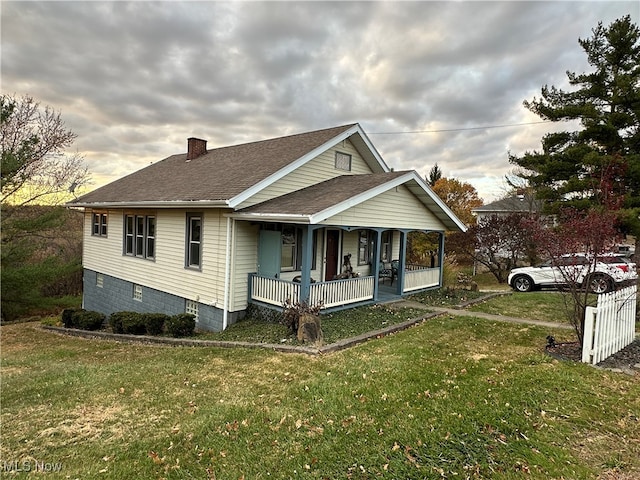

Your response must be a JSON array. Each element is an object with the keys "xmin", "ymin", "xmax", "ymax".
[
  {"xmin": 166, "ymin": 313, "xmax": 195, "ymax": 338},
  {"xmin": 109, "ymin": 311, "xmax": 132, "ymax": 334},
  {"xmin": 62, "ymin": 308, "xmax": 82, "ymax": 328},
  {"xmin": 74, "ymin": 310, "xmax": 105, "ymax": 331},
  {"xmin": 121, "ymin": 312, "xmax": 146, "ymax": 335},
  {"xmin": 142, "ymin": 313, "xmax": 169, "ymax": 336},
  {"xmin": 109, "ymin": 311, "xmax": 146, "ymax": 335},
  {"xmin": 62, "ymin": 308, "xmax": 105, "ymax": 330}
]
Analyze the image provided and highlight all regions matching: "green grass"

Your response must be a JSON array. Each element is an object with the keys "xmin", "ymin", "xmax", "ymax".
[
  {"xmin": 2, "ymin": 317, "xmax": 639, "ymax": 479},
  {"xmin": 467, "ymin": 292, "xmax": 595, "ymax": 325},
  {"xmin": 197, "ymin": 304, "xmax": 430, "ymax": 345}
]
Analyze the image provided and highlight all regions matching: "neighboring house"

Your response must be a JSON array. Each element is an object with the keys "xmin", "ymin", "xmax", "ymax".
[
  {"xmin": 68, "ymin": 123, "xmax": 465, "ymax": 331},
  {"xmin": 472, "ymin": 194, "xmax": 542, "ymax": 222}
]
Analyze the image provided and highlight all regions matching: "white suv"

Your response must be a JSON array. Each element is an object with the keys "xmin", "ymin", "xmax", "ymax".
[{"xmin": 508, "ymin": 254, "xmax": 637, "ymax": 294}]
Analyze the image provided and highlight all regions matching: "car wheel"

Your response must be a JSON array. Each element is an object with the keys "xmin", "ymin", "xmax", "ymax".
[
  {"xmin": 512, "ymin": 275, "xmax": 534, "ymax": 292},
  {"xmin": 587, "ymin": 275, "xmax": 613, "ymax": 294}
]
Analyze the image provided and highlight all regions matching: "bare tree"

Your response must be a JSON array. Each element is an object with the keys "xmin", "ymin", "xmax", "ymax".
[
  {"xmin": 1, "ymin": 94, "xmax": 90, "ymax": 212},
  {"xmin": 448, "ymin": 213, "xmax": 536, "ymax": 283},
  {"xmin": 530, "ymin": 208, "xmax": 621, "ymax": 343}
]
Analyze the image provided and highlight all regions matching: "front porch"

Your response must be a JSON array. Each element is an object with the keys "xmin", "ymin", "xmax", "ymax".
[{"xmin": 249, "ymin": 264, "xmax": 441, "ymax": 311}]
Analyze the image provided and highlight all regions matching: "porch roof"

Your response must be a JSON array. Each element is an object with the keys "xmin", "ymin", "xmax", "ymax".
[{"xmin": 231, "ymin": 170, "xmax": 466, "ymax": 232}]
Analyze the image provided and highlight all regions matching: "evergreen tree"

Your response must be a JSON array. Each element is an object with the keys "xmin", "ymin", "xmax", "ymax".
[
  {"xmin": 510, "ymin": 15, "xmax": 640, "ymax": 254},
  {"xmin": 427, "ymin": 163, "xmax": 442, "ymax": 187}
]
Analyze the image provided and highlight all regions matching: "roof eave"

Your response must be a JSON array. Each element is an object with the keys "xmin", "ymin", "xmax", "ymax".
[
  {"xmin": 228, "ymin": 212, "xmax": 312, "ymax": 223},
  {"xmin": 65, "ymin": 200, "xmax": 230, "ymax": 209}
]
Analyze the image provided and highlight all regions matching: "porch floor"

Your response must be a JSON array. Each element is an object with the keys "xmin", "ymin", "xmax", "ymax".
[{"xmin": 377, "ymin": 281, "xmax": 401, "ymax": 302}]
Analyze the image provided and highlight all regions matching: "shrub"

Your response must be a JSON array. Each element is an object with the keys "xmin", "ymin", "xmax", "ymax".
[
  {"xmin": 74, "ymin": 310, "xmax": 105, "ymax": 331},
  {"xmin": 121, "ymin": 312, "xmax": 146, "ymax": 335},
  {"xmin": 109, "ymin": 311, "xmax": 131, "ymax": 334},
  {"xmin": 166, "ymin": 314, "xmax": 195, "ymax": 337},
  {"xmin": 108, "ymin": 311, "xmax": 147, "ymax": 335},
  {"xmin": 142, "ymin": 313, "xmax": 169, "ymax": 335},
  {"xmin": 281, "ymin": 299, "xmax": 323, "ymax": 334},
  {"xmin": 62, "ymin": 308, "xmax": 82, "ymax": 328}
]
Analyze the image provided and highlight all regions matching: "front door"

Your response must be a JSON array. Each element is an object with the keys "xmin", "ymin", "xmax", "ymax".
[{"xmin": 324, "ymin": 230, "xmax": 340, "ymax": 281}]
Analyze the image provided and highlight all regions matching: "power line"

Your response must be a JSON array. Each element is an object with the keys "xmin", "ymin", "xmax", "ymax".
[{"xmin": 368, "ymin": 120, "xmax": 552, "ymax": 135}]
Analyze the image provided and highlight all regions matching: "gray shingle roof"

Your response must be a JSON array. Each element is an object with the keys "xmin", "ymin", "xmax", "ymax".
[
  {"xmin": 472, "ymin": 195, "xmax": 541, "ymax": 213},
  {"xmin": 69, "ymin": 124, "xmax": 357, "ymax": 205},
  {"xmin": 237, "ymin": 171, "xmax": 410, "ymax": 216}
]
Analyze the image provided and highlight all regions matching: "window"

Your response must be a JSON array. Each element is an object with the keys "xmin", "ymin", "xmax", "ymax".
[
  {"xmin": 133, "ymin": 284, "xmax": 142, "ymax": 301},
  {"xmin": 186, "ymin": 214, "xmax": 202, "ymax": 268},
  {"xmin": 281, "ymin": 226, "xmax": 298, "ymax": 271},
  {"xmin": 358, "ymin": 230, "xmax": 374, "ymax": 265},
  {"xmin": 280, "ymin": 226, "xmax": 318, "ymax": 272},
  {"xmin": 186, "ymin": 299, "xmax": 199, "ymax": 321},
  {"xmin": 96, "ymin": 273, "xmax": 104, "ymax": 288},
  {"xmin": 335, "ymin": 152, "xmax": 352, "ymax": 171},
  {"xmin": 124, "ymin": 214, "xmax": 155, "ymax": 260},
  {"xmin": 92, "ymin": 212, "xmax": 108, "ymax": 237},
  {"xmin": 380, "ymin": 231, "xmax": 392, "ymax": 262}
]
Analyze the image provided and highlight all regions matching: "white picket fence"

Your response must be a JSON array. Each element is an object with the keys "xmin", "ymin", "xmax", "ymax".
[{"xmin": 582, "ymin": 284, "xmax": 637, "ymax": 365}]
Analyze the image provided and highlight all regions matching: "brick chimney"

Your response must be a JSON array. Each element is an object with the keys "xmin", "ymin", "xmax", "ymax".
[{"xmin": 187, "ymin": 137, "xmax": 207, "ymax": 160}]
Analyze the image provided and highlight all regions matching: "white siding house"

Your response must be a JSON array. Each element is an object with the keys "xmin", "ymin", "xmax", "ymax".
[{"xmin": 69, "ymin": 124, "xmax": 465, "ymax": 331}]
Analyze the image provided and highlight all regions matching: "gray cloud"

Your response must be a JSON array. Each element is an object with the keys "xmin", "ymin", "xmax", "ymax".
[{"xmin": 2, "ymin": 1, "xmax": 638, "ymax": 202}]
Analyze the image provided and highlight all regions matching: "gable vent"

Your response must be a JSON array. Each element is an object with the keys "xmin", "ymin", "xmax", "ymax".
[{"xmin": 187, "ymin": 137, "xmax": 207, "ymax": 161}]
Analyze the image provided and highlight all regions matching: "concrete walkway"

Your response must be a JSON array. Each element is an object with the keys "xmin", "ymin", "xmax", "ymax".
[
  {"xmin": 429, "ymin": 306, "xmax": 573, "ymax": 330},
  {"xmin": 386, "ymin": 297, "xmax": 573, "ymax": 331}
]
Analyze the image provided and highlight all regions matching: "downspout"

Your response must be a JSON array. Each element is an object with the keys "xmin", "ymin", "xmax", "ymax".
[{"xmin": 222, "ymin": 217, "xmax": 233, "ymax": 330}]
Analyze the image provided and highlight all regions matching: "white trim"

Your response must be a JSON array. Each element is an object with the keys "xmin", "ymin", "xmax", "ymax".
[
  {"xmin": 309, "ymin": 172, "xmax": 415, "ymax": 224},
  {"xmin": 67, "ymin": 200, "xmax": 229, "ymax": 209},
  {"xmin": 411, "ymin": 174, "xmax": 468, "ymax": 232},
  {"xmin": 227, "ymin": 212, "xmax": 312, "ymax": 223},
  {"xmin": 226, "ymin": 171, "xmax": 467, "ymax": 232},
  {"xmin": 223, "ymin": 217, "xmax": 233, "ymax": 330},
  {"xmin": 227, "ymin": 125, "xmax": 361, "ymax": 208}
]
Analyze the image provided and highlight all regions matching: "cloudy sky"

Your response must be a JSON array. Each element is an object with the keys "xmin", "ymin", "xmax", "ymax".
[{"xmin": 2, "ymin": 1, "xmax": 638, "ymax": 202}]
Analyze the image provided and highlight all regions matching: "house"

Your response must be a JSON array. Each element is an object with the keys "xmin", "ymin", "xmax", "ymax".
[
  {"xmin": 472, "ymin": 194, "xmax": 542, "ymax": 222},
  {"xmin": 68, "ymin": 123, "xmax": 465, "ymax": 331}
]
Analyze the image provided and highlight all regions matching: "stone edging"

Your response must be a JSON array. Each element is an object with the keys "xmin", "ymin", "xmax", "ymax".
[{"xmin": 41, "ymin": 311, "xmax": 442, "ymax": 356}]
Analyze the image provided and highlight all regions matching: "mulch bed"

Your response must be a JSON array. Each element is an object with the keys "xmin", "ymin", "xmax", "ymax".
[{"xmin": 546, "ymin": 338, "xmax": 640, "ymax": 371}]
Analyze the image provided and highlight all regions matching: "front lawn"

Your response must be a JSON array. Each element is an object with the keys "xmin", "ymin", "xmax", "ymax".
[
  {"xmin": 196, "ymin": 304, "xmax": 431, "ymax": 345},
  {"xmin": 2, "ymin": 317, "xmax": 639, "ymax": 479},
  {"xmin": 467, "ymin": 291, "xmax": 594, "ymax": 325}
]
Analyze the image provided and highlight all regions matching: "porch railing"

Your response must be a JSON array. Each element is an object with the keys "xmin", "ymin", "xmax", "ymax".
[
  {"xmin": 310, "ymin": 276, "xmax": 375, "ymax": 308},
  {"xmin": 403, "ymin": 267, "xmax": 440, "ymax": 292},
  {"xmin": 250, "ymin": 275, "xmax": 300, "ymax": 307},
  {"xmin": 250, "ymin": 274, "xmax": 374, "ymax": 309}
]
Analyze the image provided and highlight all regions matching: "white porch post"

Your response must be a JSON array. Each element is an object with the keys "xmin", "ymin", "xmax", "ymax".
[
  {"xmin": 300, "ymin": 225, "xmax": 313, "ymax": 303},
  {"xmin": 438, "ymin": 231, "xmax": 445, "ymax": 287},
  {"xmin": 396, "ymin": 230, "xmax": 407, "ymax": 295}
]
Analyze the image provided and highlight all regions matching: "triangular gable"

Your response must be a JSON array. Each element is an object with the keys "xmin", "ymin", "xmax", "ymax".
[
  {"xmin": 232, "ymin": 171, "xmax": 467, "ymax": 232},
  {"xmin": 227, "ymin": 124, "xmax": 389, "ymax": 209}
]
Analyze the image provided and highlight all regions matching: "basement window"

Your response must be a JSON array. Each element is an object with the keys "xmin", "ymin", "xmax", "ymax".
[
  {"xmin": 133, "ymin": 284, "xmax": 143, "ymax": 301},
  {"xmin": 186, "ymin": 300, "xmax": 199, "ymax": 321}
]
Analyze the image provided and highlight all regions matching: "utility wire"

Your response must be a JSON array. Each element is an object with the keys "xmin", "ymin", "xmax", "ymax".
[{"xmin": 368, "ymin": 120, "xmax": 552, "ymax": 135}]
